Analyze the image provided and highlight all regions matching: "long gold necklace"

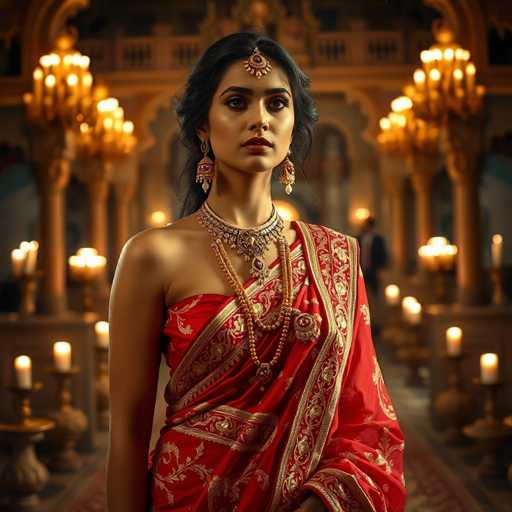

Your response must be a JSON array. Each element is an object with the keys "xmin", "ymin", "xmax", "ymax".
[
  {"xmin": 210, "ymin": 237, "xmax": 293, "ymax": 388},
  {"xmin": 196, "ymin": 206, "xmax": 294, "ymax": 387}
]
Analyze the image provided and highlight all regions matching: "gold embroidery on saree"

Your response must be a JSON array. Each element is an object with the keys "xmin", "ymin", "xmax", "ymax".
[
  {"xmin": 173, "ymin": 404, "xmax": 278, "ymax": 453},
  {"xmin": 372, "ymin": 356, "xmax": 397, "ymax": 421},
  {"xmin": 363, "ymin": 426, "xmax": 404, "ymax": 476},
  {"xmin": 207, "ymin": 459, "xmax": 270, "ymax": 512},
  {"xmin": 269, "ymin": 223, "xmax": 359, "ymax": 510},
  {"xmin": 152, "ymin": 441, "xmax": 213, "ymax": 506},
  {"xmin": 361, "ymin": 304, "xmax": 371, "ymax": 326},
  {"xmin": 169, "ymin": 243, "xmax": 304, "ymax": 411}
]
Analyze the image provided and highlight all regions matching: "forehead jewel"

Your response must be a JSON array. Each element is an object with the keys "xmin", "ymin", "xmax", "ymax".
[{"xmin": 243, "ymin": 47, "xmax": 272, "ymax": 79}]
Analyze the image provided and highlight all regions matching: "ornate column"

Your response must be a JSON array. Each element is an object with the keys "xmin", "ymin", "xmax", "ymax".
[
  {"xmin": 408, "ymin": 153, "xmax": 438, "ymax": 248},
  {"xmin": 443, "ymin": 116, "xmax": 485, "ymax": 305},
  {"xmin": 113, "ymin": 181, "xmax": 136, "ymax": 263},
  {"xmin": 380, "ymin": 155, "xmax": 410, "ymax": 274},
  {"xmin": 32, "ymin": 127, "xmax": 74, "ymax": 314},
  {"xmin": 83, "ymin": 157, "xmax": 112, "ymax": 259}
]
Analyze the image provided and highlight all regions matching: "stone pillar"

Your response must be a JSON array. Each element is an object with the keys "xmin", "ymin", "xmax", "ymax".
[
  {"xmin": 387, "ymin": 175, "xmax": 408, "ymax": 272},
  {"xmin": 32, "ymin": 128, "xmax": 74, "ymax": 315},
  {"xmin": 113, "ymin": 182, "xmax": 136, "ymax": 264},
  {"xmin": 408, "ymin": 153, "xmax": 438, "ymax": 248},
  {"xmin": 380, "ymin": 156, "xmax": 410, "ymax": 275},
  {"xmin": 83, "ymin": 157, "xmax": 112, "ymax": 259},
  {"xmin": 443, "ymin": 117, "xmax": 485, "ymax": 305}
]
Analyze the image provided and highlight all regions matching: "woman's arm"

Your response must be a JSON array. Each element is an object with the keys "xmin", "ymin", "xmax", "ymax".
[{"xmin": 107, "ymin": 230, "xmax": 168, "ymax": 512}]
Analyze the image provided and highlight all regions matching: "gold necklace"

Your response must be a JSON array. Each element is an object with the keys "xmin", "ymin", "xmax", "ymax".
[
  {"xmin": 197, "ymin": 201, "xmax": 284, "ymax": 284},
  {"xmin": 209, "ymin": 235, "xmax": 293, "ymax": 388}
]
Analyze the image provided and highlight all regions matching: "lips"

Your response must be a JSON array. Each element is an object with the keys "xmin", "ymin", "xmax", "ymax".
[{"xmin": 242, "ymin": 137, "xmax": 273, "ymax": 147}]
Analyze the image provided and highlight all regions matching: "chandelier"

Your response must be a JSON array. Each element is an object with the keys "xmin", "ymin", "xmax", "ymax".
[
  {"xmin": 23, "ymin": 30, "xmax": 94, "ymax": 127},
  {"xmin": 402, "ymin": 22, "xmax": 486, "ymax": 122}
]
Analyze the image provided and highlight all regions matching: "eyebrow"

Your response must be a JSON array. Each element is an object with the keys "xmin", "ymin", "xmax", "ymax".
[{"xmin": 219, "ymin": 86, "xmax": 291, "ymax": 98}]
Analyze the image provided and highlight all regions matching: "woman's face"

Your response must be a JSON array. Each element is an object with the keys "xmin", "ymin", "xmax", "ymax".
[{"xmin": 198, "ymin": 59, "xmax": 295, "ymax": 175}]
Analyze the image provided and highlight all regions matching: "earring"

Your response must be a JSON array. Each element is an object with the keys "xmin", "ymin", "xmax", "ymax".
[
  {"xmin": 196, "ymin": 139, "xmax": 215, "ymax": 193},
  {"xmin": 278, "ymin": 149, "xmax": 295, "ymax": 195}
]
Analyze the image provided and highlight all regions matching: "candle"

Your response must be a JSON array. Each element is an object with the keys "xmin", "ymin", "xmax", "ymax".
[
  {"xmin": 408, "ymin": 301, "xmax": 422, "ymax": 325},
  {"xmin": 385, "ymin": 284, "xmax": 400, "ymax": 306},
  {"xmin": 491, "ymin": 234, "xmax": 503, "ymax": 268},
  {"xmin": 53, "ymin": 341, "xmax": 71, "ymax": 372},
  {"xmin": 14, "ymin": 355, "xmax": 32, "ymax": 389},
  {"xmin": 95, "ymin": 321, "xmax": 110, "ymax": 348},
  {"xmin": 401, "ymin": 296, "xmax": 418, "ymax": 323},
  {"xmin": 11, "ymin": 249, "xmax": 25, "ymax": 277},
  {"xmin": 24, "ymin": 241, "xmax": 39, "ymax": 274},
  {"xmin": 480, "ymin": 353, "xmax": 498, "ymax": 384},
  {"xmin": 446, "ymin": 326, "xmax": 462, "ymax": 356}
]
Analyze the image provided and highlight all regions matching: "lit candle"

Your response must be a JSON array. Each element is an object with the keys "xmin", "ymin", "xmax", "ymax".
[
  {"xmin": 33, "ymin": 67, "xmax": 44, "ymax": 106},
  {"xmin": 95, "ymin": 321, "xmax": 109, "ymax": 348},
  {"xmin": 385, "ymin": 284, "xmax": 400, "ymax": 306},
  {"xmin": 491, "ymin": 234, "xmax": 503, "ymax": 269},
  {"xmin": 14, "ymin": 355, "xmax": 32, "ymax": 389},
  {"xmin": 401, "ymin": 296, "xmax": 417, "ymax": 323},
  {"xmin": 11, "ymin": 249, "xmax": 25, "ymax": 277},
  {"xmin": 53, "ymin": 341, "xmax": 72, "ymax": 372},
  {"xmin": 24, "ymin": 241, "xmax": 39, "ymax": 274},
  {"xmin": 408, "ymin": 301, "xmax": 422, "ymax": 325},
  {"xmin": 480, "ymin": 353, "xmax": 498, "ymax": 384},
  {"xmin": 446, "ymin": 326, "xmax": 462, "ymax": 356}
]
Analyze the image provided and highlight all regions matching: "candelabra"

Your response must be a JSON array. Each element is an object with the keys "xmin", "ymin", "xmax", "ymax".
[
  {"xmin": 45, "ymin": 366, "xmax": 88, "ymax": 472},
  {"xmin": 11, "ymin": 240, "xmax": 42, "ymax": 315},
  {"xmin": 0, "ymin": 382, "xmax": 56, "ymax": 510},
  {"xmin": 403, "ymin": 20, "xmax": 487, "ymax": 305},
  {"xmin": 22, "ymin": 28, "xmax": 97, "ymax": 314},
  {"xmin": 463, "ymin": 379, "xmax": 512, "ymax": 478},
  {"xmin": 433, "ymin": 352, "xmax": 472, "ymax": 444},
  {"xmin": 418, "ymin": 236, "xmax": 457, "ymax": 302}
]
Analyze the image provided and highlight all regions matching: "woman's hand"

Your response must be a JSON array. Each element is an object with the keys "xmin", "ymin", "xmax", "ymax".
[{"xmin": 292, "ymin": 493, "xmax": 327, "ymax": 512}]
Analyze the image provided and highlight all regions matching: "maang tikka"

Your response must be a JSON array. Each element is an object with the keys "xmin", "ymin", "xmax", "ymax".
[
  {"xmin": 244, "ymin": 47, "xmax": 272, "ymax": 79},
  {"xmin": 196, "ymin": 139, "xmax": 215, "ymax": 193}
]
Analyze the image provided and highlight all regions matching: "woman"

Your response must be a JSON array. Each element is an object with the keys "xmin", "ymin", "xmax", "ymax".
[{"xmin": 107, "ymin": 32, "xmax": 406, "ymax": 512}]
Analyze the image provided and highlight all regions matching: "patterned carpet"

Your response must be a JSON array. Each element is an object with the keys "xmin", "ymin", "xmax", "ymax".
[{"xmin": 59, "ymin": 347, "xmax": 511, "ymax": 512}]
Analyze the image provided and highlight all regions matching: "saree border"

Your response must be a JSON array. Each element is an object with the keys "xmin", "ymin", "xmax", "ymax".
[
  {"xmin": 268, "ymin": 222, "xmax": 359, "ymax": 511},
  {"xmin": 304, "ymin": 468, "xmax": 377, "ymax": 512},
  {"xmin": 169, "ymin": 242, "xmax": 304, "ymax": 411}
]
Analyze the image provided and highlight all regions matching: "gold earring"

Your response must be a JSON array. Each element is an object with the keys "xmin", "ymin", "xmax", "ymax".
[
  {"xmin": 278, "ymin": 149, "xmax": 295, "ymax": 195},
  {"xmin": 196, "ymin": 139, "xmax": 215, "ymax": 193}
]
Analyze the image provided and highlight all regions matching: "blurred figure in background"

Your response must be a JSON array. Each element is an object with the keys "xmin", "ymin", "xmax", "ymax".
[{"xmin": 357, "ymin": 215, "xmax": 388, "ymax": 337}]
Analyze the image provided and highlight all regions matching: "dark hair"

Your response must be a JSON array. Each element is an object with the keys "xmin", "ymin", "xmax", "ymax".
[{"xmin": 174, "ymin": 31, "xmax": 319, "ymax": 218}]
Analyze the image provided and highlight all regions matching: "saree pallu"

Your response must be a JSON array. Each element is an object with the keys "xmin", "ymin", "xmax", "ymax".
[{"xmin": 148, "ymin": 221, "xmax": 406, "ymax": 512}]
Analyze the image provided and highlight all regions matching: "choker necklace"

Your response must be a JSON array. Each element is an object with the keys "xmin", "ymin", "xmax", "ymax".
[{"xmin": 196, "ymin": 201, "xmax": 284, "ymax": 284}]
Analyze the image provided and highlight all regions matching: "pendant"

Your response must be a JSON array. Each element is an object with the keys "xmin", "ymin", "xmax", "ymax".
[
  {"xmin": 256, "ymin": 362, "xmax": 273, "ymax": 384},
  {"xmin": 250, "ymin": 256, "xmax": 269, "ymax": 284},
  {"xmin": 293, "ymin": 312, "xmax": 321, "ymax": 343}
]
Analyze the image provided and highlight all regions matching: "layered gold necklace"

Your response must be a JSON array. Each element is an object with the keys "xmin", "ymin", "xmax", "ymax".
[{"xmin": 196, "ymin": 201, "xmax": 293, "ymax": 388}]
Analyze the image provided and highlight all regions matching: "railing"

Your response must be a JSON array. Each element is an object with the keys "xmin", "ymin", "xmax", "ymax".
[
  {"xmin": 79, "ymin": 35, "xmax": 202, "ymax": 72},
  {"xmin": 78, "ymin": 30, "xmax": 431, "ymax": 72}
]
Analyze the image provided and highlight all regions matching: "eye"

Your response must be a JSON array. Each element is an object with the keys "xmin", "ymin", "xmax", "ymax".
[
  {"xmin": 225, "ymin": 96, "xmax": 246, "ymax": 109},
  {"xmin": 268, "ymin": 96, "xmax": 289, "ymax": 111}
]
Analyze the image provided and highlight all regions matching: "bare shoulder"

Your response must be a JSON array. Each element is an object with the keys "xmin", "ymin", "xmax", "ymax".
[{"xmin": 116, "ymin": 214, "xmax": 201, "ymax": 277}]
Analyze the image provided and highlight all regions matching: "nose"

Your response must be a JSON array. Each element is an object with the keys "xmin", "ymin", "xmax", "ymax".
[{"xmin": 248, "ymin": 100, "xmax": 270, "ymax": 132}]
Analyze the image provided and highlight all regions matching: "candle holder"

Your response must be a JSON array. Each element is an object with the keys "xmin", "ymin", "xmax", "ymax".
[
  {"xmin": 463, "ymin": 379, "xmax": 512, "ymax": 478},
  {"xmin": 433, "ymin": 353, "xmax": 473, "ymax": 444},
  {"xmin": 0, "ymin": 383, "xmax": 55, "ymax": 511},
  {"xmin": 69, "ymin": 250, "xmax": 107, "ymax": 313},
  {"xmin": 44, "ymin": 366, "xmax": 88, "ymax": 472},
  {"xmin": 15, "ymin": 270, "xmax": 43, "ymax": 316},
  {"xmin": 396, "ymin": 323, "xmax": 429, "ymax": 387},
  {"xmin": 381, "ymin": 303, "xmax": 402, "ymax": 346},
  {"xmin": 490, "ymin": 267, "xmax": 507, "ymax": 306},
  {"xmin": 95, "ymin": 344, "xmax": 109, "ymax": 430}
]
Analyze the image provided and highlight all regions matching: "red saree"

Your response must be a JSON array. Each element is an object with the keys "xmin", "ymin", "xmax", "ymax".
[{"xmin": 148, "ymin": 221, "xmax": 406, "ymax": 511}]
